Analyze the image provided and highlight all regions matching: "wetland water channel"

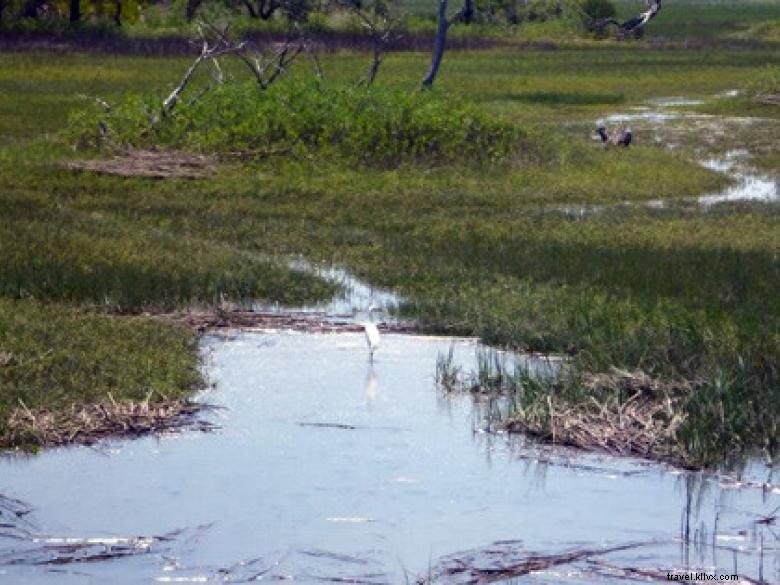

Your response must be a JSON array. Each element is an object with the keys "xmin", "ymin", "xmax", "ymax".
[
  {"xmin": 2, "ymin": 103, "xmax": 780, "ymax": 584},
  {"xmin": 2, "ymin": 311, "xmax": 778, "ymax": 583}
]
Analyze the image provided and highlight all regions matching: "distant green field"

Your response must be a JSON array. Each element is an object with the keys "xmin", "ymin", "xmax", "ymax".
[{"xmin": 398, "ymin": 0, "xmax": 780, "ymax": 42}]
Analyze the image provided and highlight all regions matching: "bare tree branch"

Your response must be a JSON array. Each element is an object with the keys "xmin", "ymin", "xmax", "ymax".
[
  {"xmin": 589, "ymin": 0, "xmax": 662, "ymax": 39},
  {"xmin": 620, "ymin": 0, "xmax": 661, "ymax": 35},
  {"xmin": 197, "ymin": 21, "xmax": 305, "ymax": 91},
  {"xmin": 337, "ymin": 0, "xmax": 400, "ymax": 86},
  {"xmin": 161, "ymin": 33, "xmax": 246, "ymax": 114}
]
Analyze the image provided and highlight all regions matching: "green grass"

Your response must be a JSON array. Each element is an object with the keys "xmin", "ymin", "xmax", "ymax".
[
  {"xmin": 0, "ymin": 41, "xmax": 778, "ymax": 463},
  {"xmin": 0, "ymin": 299, "xmax": 201, "ymax": 444}
]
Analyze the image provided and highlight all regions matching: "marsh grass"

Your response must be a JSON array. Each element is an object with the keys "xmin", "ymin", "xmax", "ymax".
[
  {"xmin": 0, "ymin": 187, "xmax": 338, "ymax": 311},
  {"xmin": 436, "ymin": 347, "xmax": 776, "ymax": 468},
  {"xmin": 0, "ymin": 43, "xmax": 778, "ymax": 459},
  {"xmin": 2, "ymin": 395, "xmax": 214, "ymax": 449},
  {"xmin": 0, "ymin": 299, "xmax": 204, "ymax": 448}
]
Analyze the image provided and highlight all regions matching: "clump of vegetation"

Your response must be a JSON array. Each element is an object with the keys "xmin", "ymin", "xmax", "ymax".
[
  {"xmin": 437, "ymin": 345, "xmax": 779, "ymax": 469},
  {"xmin": 66, "ymin": 82, "xmax": 524, "ymax": 166},
  {"xmin": 580, "ymin": 0, "xmax": 615, "ymax": 21}
]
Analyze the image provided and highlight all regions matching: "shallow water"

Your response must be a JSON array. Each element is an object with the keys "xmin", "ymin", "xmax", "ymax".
[
  {"xmin": 2, "ymin": 331, "xmax": 779, "ymax": 583},
  {"xmin": 697, "ymin": 150, "xmax": 778, "ymax": 206},
  {"xmin": 570, "ymin": 102, "xmax": 780, "ymax": 218},
  {"xmin": 255, "ymin": 261, "xmax": 402, "ymax": 324}
]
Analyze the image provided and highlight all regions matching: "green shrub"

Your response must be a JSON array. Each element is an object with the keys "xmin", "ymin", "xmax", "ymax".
[
  {"xmin": 580, "ymin": 0, "xmax": 615, "ymax": 21},
  {"xmin": 66, "ymin": 81, "xmax": 524, "ymax": 166},
  {"xmin": 473, "ymin": 0, "xmax": 571, "ymax": 25}
]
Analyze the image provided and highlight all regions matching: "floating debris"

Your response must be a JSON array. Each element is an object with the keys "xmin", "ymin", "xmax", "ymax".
[
  {"xmin": 298, "ymin": 422, "xmax": 358, "ymax": 430},
  {"xmin": 418, "ymin": 540, "xmax": 655, "ymax": 584},
  {"xmin": 159, "ymin": 308, "xmax": 417, "ymax": 335}
]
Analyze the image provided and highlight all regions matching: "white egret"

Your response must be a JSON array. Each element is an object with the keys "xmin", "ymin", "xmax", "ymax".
[{"xmin": 363, "ymin": 305, "xmax": 381, "ymax": 361}]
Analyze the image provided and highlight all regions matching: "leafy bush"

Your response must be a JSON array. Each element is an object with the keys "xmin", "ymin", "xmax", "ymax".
[
  {"xmin": 578, "ymin": 0, "xmax": 617, "ymax": 37},
  {"xmin": 473, "ymin": 0, "xmax": 571, "ymax": 25},
  {"xmin": 66, "ymin": 82, "xmax": 524, "ymax": 166},
  {"xmin": 580, "ymin": 0, "xmax": 615, "ymax": 21}
]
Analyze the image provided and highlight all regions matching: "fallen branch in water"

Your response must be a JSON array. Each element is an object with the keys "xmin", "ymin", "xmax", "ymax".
[
  {"xmin": 0, "ymin": 524, "xmax": 211, "ymax": 567},
  {"xmin": 418, "ymin": 540, "xmax": 655, "ymax": 583},
  {"xmin": 298, "ymin": 422, "xmax": 358, "ymax": 430},
  {"xmin": 0, "ymin": 493, "xmax": 36, "ymax": 542},
  {"xmin": 585, "ymin": 559, "xmax": 682, "ymax": 582}
]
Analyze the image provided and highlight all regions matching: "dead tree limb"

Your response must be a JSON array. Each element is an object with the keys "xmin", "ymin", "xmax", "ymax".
[
  {"xmin": 619, "ymin": 0, "xmax": 661, "ymax": 36},
  {"xmin": 200, "ymin": 21, "xmax": 305, "ymax": 90},
  {"xmin": 265, "ymin": 42, "xmax": 304, "ymax": 86},
  {"xmin": 161, "ymin": 26, "xmax": 246, "ymax": 115},
  {"xmin": 338, "ymin": 0, "xmax": 400, "ymax": 86},
  {"xmin": 590, "ymin": 0, "xmax": 662, "ymax": 39}
]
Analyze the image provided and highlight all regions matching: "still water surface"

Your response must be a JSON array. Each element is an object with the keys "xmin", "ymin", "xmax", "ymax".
[{"xmin": 1, "ymin": 331, "xmax": 778, "ymax": 583}]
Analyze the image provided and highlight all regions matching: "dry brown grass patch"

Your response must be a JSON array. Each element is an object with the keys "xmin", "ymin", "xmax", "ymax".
[
  {"xmin": 1, "ymin": 395, "xmax": 215, "ymax": 449},
  {"xmin": 67, "ymin": 149, "xmax": 216, "ymax": 179},
  {"xmin": 503, "ymin": 368, "xmax": 703, "ymax": 464}
]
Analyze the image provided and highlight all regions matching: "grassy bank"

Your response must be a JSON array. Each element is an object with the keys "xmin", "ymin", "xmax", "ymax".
[
  {"xmin": 0, "ymin": 40, "xmax": 778, "ymax": 463},
  {"xmin": 0, "ymin": 299, "xmax": 201, "ymax": 447}
]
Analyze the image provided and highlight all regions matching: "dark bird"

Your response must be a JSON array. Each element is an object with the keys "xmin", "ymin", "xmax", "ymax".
[{"xmin": 597, "ymin": 125, "xmax": 632, "ymax": 147}]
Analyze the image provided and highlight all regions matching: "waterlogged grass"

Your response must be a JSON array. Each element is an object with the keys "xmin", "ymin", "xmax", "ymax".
[{"xmin": 0, "ymin": 45, "xmax": 778, "ymax": 463}]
